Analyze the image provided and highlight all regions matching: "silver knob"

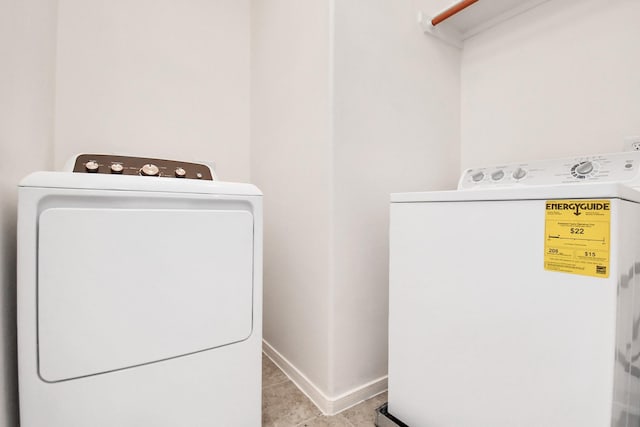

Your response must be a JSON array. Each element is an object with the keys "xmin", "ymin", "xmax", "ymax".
[
  {"xmin": 491, "ymin": 170, "xmax": 505, "ymax": 181},
  {"xmin": 85, "ymin": 160, "xmax": 99, "ymax": 173},
  {"xmin": 140, "ymin": 164, "xmax": 160, "ymax": 176},
  {"xmin": 471, "ymin": 172, "xmax": 485, "ymax": 182},
  {"xmin": 512, "ymin": 168, "xmax": 527, "ymax": 180},
  {"xmin": 575, "ymin": 161, "xmax": 594, "ymax": 175},
  {"xmin": 175, "ymin": 167, "xmax": 186, "ymax": 178},
  {"xmin": 110, "ymin": 163, "xmax": 124, "ymax": 174}
]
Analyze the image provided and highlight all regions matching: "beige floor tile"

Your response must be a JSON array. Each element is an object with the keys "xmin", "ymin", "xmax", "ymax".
[
  {"xmin": 262, "ymin": 380, "xmax": 322, "ymax": 427},
  {"xmin": 261, "ymin": 352, "xmax": 387, "ymax": 427},
  {"xmin": 263, "ymin": 355, "xmax": 289, "ymax": 388},
  {"xmin": 341, "ymin": 392, "xmax": 388, "ymax": 426},
  {"xmin": 296, "ymin": 413, "xmax": 354, "ymax": 427}
]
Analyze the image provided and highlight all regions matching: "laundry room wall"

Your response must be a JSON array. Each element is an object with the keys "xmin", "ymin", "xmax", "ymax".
[
  {"xmin": 0, "ymin": 0, "xmax": 58, "ymax": 425},
  {"xmin": 460, "ymin": 0, "xmax": 640, "ymax": 169},
  {"xmin": 253, "ymin": 0, "xmax": 460, "ymax": 412},
  {"xmin": 251, "ymin": 0, "xmax": 334, "ymax": 396},
  {"xmin": 331, "ymin": 0, "xmax": 460, "ymax": 398},
  {"xmin": 53, "ymin": 0, "xmax": 251, "ymax": 182}
]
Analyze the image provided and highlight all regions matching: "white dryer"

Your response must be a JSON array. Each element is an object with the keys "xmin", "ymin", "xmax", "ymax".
[
  {"xmin": 18, "ymin": 154, "xmax": 262, "ymax": 427},
  {"xmin": 384, "ymin": 152, "xmax": 640, "ymax": 427}
]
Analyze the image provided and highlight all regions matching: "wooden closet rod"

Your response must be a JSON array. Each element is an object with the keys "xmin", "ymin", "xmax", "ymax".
[{"xmin": 431, "ymin": 0, "xmax": 479, "ymax": 26}]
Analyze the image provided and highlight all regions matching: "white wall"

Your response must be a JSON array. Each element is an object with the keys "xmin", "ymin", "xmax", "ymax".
[
  {"xmin": 55, "ymin": 0, "xmax": 251, "ymax": 181},
  {"xmin": 461, "ymin": 0, "xmax": 640, "ymax": 169},
  {"xmin": 254, "ymin": 0, "xmax": 460, "ymax": 410},
  {"xmin": 251, "ymin": 0, "xmax": 334, "ymax": 393},
  {"xmin": 0, "ymin": 0, "xmax": 58, "ymax": 425},
  {"xmin": 331, "ymin": 0, "xmax": 460, "ymax": 397}
]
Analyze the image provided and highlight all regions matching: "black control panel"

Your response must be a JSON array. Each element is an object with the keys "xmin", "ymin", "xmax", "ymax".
[{"xmin": 72, "ymin": 154, "xmax": 214, "ymax": 180}]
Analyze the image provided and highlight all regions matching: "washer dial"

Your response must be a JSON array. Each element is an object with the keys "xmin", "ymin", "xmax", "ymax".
[{"xmin": 570, "ymin": 161, "xmax": 598, "ymax": 179}]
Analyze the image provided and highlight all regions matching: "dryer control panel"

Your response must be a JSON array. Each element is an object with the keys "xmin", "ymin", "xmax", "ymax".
[
  {"xmin": 70, "ymin": 154, "xmax": 214, "ymax": 180},
  {"xmin": 459, "ymin": 152, "xmax": 640, "ymax": 189}
]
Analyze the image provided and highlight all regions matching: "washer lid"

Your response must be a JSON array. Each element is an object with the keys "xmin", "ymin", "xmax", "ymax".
[
  {"xmin": 391, "ymin": 183, "xmax": 640, "ymax": 203},
  {"xmin": 20, "ymin": 172, "xmax": 261, "ymax": 197}
]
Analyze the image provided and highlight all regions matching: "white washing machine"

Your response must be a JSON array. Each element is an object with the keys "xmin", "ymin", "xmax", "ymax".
[
  {"xmin": 17, "ymin": 154, "xmax": 262, "ymax": 427},
  {"xmin": 384, "ymin": 152, "xmax": 640, "ymax": 427}
]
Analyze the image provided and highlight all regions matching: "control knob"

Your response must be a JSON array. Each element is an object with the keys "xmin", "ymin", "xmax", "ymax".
[
  {"xmin": 85, "ymin": 160, "xmax": 99, "ymax": 173},
  {"xmin": 140, "ymin": 164, "xmax": 160, "ymax": 176},
  {"xmin": 575, "ymin": 161, "xmax": 594, "ymax": 175},
  {"xmin": 491, "ymin": 170, "xmax": 505, "ymax": 181},
  {"xmin": 110, "ymin": 163, "xmax": 124, "ymax": 174},
  {"xmin": 175, "ymin": 167, "xmax": 186, "ymax": 178},
  {"xmin": 512, "ymin": 168, "xmax": 527, "ymax": 180},
  {"xmin": 471, "ymin": 171, "xmax": 485, "ymax": 182}
]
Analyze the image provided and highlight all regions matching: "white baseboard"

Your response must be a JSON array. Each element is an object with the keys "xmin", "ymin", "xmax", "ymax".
[{"xmin": 262, "ymin": 340, "xmax": 388, "ymax": 416}]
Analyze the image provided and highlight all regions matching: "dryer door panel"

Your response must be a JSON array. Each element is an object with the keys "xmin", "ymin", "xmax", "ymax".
[{"xmin": 38, "ymin": 208, "xmax": 254, "ymax": 382}]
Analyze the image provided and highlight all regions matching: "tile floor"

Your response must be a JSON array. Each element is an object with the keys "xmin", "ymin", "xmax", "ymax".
[{"xmin": 262, "ymin": 355, "xmax": 388, "ymax": 427}]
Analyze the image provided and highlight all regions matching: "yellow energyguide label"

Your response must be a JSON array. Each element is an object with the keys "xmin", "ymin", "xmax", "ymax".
[{"xmin": 544, "ymin": 199, "xmax": 610, "ymax": 278}]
